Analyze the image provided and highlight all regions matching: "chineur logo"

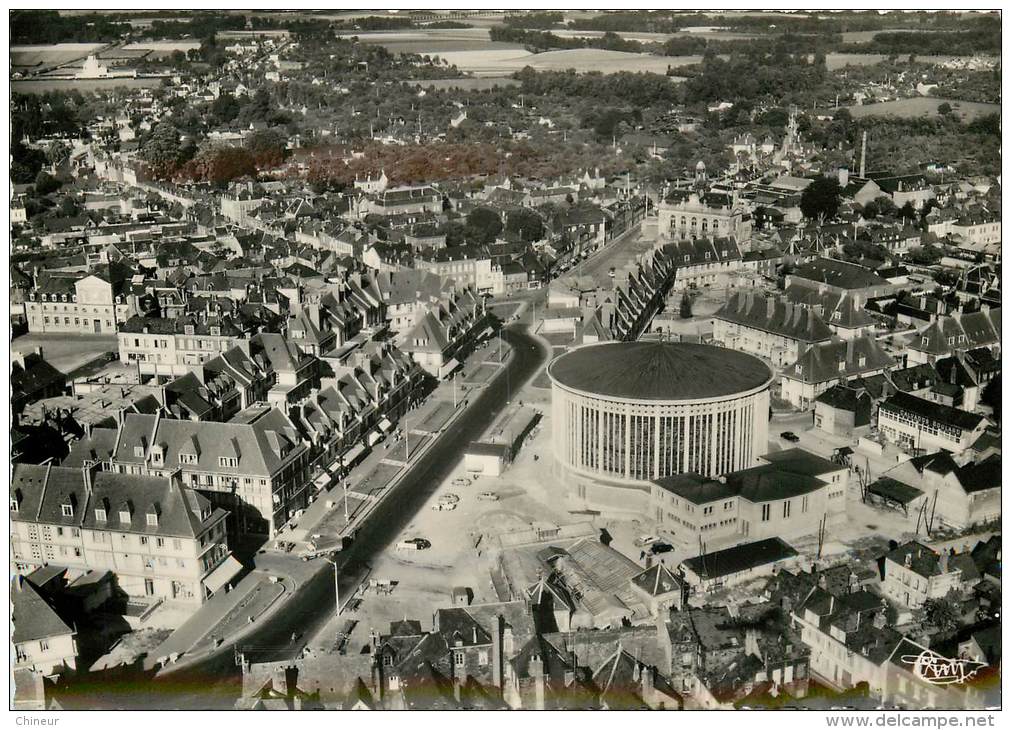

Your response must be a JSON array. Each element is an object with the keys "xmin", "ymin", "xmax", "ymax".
[{"xmin": 901, "ymin": 649, "xmax": 987, "ymax": 685}]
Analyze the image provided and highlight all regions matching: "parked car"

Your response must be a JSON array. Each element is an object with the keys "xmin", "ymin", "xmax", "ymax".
[
  {"xmin": 650, "ymin": 541, "xmax": 674, "ymax": 555},
  {"xmin": 452, "ymin": 477, "xmax": 472, "ymax": 488},
  {"xmin": 477, "ymin": 491, "xmax": 499, "ymax": 501},
  {"xmin": 780, "ymin": 431, "xmax": 801, "ymax": 443},
  {"xmin": 396, "ymin": 538, "xmax": 431, "ymax": 551},
  {"xmin": 635, "ymin": 534, "xmax": 659, "ymax": 547},
  {"xmin": 439, "ymin": 493, "xmax": 460, "ymax": 504},
  {"xmin": 432, "ymin": 501, "xmax": 458, "ymax": 511}
]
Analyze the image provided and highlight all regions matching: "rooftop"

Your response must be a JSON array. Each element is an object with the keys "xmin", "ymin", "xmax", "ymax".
[{"xmin": 548, "ymin": 341, "xmax": 772, "ymax": 401}]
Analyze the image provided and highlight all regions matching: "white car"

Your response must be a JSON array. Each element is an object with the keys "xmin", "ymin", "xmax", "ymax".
[
  {"xmin": 432, "ymin": 501, "xmax": 458, "ymax": 511},
  {"xmin": 439, "ymin": 493, "xmax": 460, "ymax": 505},
  {"xmin": 477, "ymin": 492, "xmax": 499, "ymax": 501},
  {"xmin": 635, "ymin": 534, "xmax": 659, "ymax": 547},
  {"xmin": 452, "ymin": 477, "xmax": 472, "ymax": 488}
]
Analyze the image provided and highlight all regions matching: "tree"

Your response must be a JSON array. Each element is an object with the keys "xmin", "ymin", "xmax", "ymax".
[
  {"xmin": 33, "ymin": 171, "xmax": 61, "ymax": 196},
  {"xmin": 800, "ymin": 176, "xmax": 842, "ymax": 223},
  {"xmin": 58, "ymin": 195, "xmax": 80, "ymax": 217},
  {"xmin": 679, "ymin": 290, "xmax": 693, "ymax": 319},
  {"xmin": 921, "ymin": 593, "xmax": 960, "ymax": 633},
  {"xmin": 504, "ymin": 207, "xmax": 545, "ymax": 242},
  {"xmin": 464, "ymin": 206, "xmax": 503, "ymax": 245},
  {"xmin": 210, "ymin": 93, "xmax": 240, "ymax": 124},
  {"xmin": 898, "ymin": 201, "xmax": 917, "ymax": 223},
  {"xmin": 937, "ymin": 102, "xmax": 953, "ymax": 116},
  {"xmin": 142, "ymin": 121, "xmax": 183, "ymax": 174}
]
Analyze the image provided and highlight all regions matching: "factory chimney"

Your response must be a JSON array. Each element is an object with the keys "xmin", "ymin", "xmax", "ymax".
[{"xmin": 859, "ymin": 131, "xmax": 868, "ymax": 179}]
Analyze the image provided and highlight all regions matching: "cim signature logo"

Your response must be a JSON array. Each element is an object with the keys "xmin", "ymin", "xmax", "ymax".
[{"xmin": 901, "ymin": 649, "xmax": 987, "ymax": 685}]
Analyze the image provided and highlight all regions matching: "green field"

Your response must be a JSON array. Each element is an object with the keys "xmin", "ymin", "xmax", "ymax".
[{"xmin": 847, "ymin": 97, "xmax": 999, "ymax": 122}]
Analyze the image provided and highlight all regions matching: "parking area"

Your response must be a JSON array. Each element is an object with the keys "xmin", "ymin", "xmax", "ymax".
[{"xmin": 12, "ymin": 332, "xmax": 118, "ymax": 375}]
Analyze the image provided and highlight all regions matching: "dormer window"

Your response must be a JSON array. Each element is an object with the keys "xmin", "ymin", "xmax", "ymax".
[
  {"xmin": 184, "ymin": 325, "xmax": 195, "ymax": 335},
  {"xmin": 95, "ymin": 507, "xmax": 107, "ymax": 522},
  {"xmin": 922, "ymin": 337, "xmax": 929, "ymax": 347},
  {"xmin": 42, "ymin": 294, "xmax": 48, "ymax": 302},
  {"xmin": 10, "ymin": 490, "xmax": 21, "ymax": 512},
  {"xmin": 210, "ymin": 326, "xmax": 221, "ymax": 336},
  {"xmin": 218, "ymin": 456, "xmax": 238, "ymax": 468},
  {"xmin": 134, "ymin": 446, "xmax": 145, "ymax": 458},
  {"xmin": 179, "ymin": 452, "xmax": 198, "ymax": 465},
  {"xmin": 858, "ymin": 356, "xmax": 866, "ymax": 367},
  {"xmin": 838, "ymin": 361, "xmax": 845, "ymax": 373},
  {"xmin": 833, "ymin": 311, "xmax": 841, "ymax": 321},
  {"xmin": 146, "ymin": 503, "xmax": 160, "ymax": 527},
  {"xmin": 62, "ymin": 503, "xmax": 74, "ymax": 518}
]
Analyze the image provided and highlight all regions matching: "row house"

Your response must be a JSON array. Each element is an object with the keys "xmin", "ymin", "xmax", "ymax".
[
  {"xmin": 292, "ymin": 343, "xmax": 422, "ymax": 474},
  {"xmin": 780, "ymin": 335, "xmax": 896, "ymax": 409},
  {"xmin": 109, "ymin": 408, "xmax": 310, "ymax": 536},
  {"xmin": 906, "ymin": 308, "xmax": 1000, "ymax": 366},
  {"xmin": 117, "ymin": 311, "xmax": 253, "ymax": 377},
  {"xmin": 10, "ymin": 465, "xmax": 231, "ymax": 606},
  {"xmin": 402, "ymin": 289, "xmax": 488, "ymax": 378},
  {"xmin": 713, "ymin": 291, "xmax": 833, "ymax": 368}
]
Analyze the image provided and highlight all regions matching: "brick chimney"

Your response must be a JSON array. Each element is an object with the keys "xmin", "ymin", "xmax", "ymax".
[
  {"xmin": 529, "ymin": 652, "xmax": 546, "ymax": 710},
  {"xmin": 846, "ymin": 338, "xmax": 855, "ymax": 364}
]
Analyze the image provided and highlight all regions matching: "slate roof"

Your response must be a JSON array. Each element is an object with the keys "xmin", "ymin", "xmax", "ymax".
[
  {"xmin": 83, "ymin": 472, "xmax": 223, "ymax": 539},
  {"xmin": 549, "ymin": 341, "xmax": 772, "ymax": 401},
  {"xmin": 783, "ymin": 335, "xmax": 894, "ymax": 384},
  {"xmin": 716, "ymin": 291, "xmax": 833, "ymax": 343},
  {"xmin": 653, "ymin": 473, "xmax": 736, "ymax": 505},
  {"xmin": 682, "ymin": 537, "xmax": 798, "ymax": 581},
  {"xmin": 12, "ymin": 576, "xmax": 74, "ymax": 644},
  {"xmin": 879, "ymin": 391, "xmax": 986, "ymax": 432},
  {"xmin": 790, "ymin": 257, "xmax": 889, "ymax": 290},
  {"xmin": 114, "ymin": 409, "xmax": 303, "ymax": 478}
]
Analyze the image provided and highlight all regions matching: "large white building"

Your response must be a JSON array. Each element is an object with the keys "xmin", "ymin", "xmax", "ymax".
[{"xmin": 548, "ymin": 341, "xmax": 773, "ymax": 518}]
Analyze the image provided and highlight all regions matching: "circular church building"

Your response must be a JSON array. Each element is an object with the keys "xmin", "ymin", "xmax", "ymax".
[{"xmin": 547, "ymin": 341, "xmax": 773, "ymax": 516}]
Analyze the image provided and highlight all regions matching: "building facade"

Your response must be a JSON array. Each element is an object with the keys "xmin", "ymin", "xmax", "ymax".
[{"xmin": 549, "ymin": 342, "xmax": 773, "ymax": 517}]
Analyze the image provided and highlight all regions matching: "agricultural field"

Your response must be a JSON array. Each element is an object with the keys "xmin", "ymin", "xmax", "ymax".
[
  {"xmin": 412, "ymin": 77, "xmax": 522, "ymax": 91},
  {"xmin": 11, "ymin": 78, "xmax": 164, "ymax": 94},
  {"xmin": 11, "ymin": 43, "xmax": 104, "ymax": 67},
  {"xmin": 847, "ymin": 96, "xmax": 1000, "ymax": 122}
]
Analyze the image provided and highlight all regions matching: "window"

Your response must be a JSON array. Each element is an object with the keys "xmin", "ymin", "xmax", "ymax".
[
  {"xmin": 179, "ymin": 453, "xmax": 198, "ymax": 465},
  {"xmin": 478, "ymin": 650, "xmax": 489, "ymax": 666},
  {"xmin": 61, "ymin": 503, "xmax": 74, "ymax": 518},
  {"xmin": 140, "ymin": 536, "xmax": 149, "ymax": 546},
  {"xmin": 218, "ymin": 457, "xmax": 238, "ymax": 468},
  {"xmin": 783, "ymin": 500, "xmax": 791, "ymax": 519},
  {"xmin": 761, "ymin": 504, "xmax": 771, "ymax": 521},
  {"xmin": 454, "ymin": 652, "xmax": 465, "ymax": 667},
  {"xmin": 802, "ymin": 495, "xmax": 809, "ymax": 513},
  {"xmin": 147, "ymin": 513, "xmax": 159, "ymax": 527},
  {"xmin": 156, "ymin": 538, "xmax": 165, "ymax": 548},
  {"xmin": 173, "ymin": 539, "xmax": 182, "ymax": 550},
  {"xmin": 39, "ymin": 640, "xmax": 49, "ymax": 652}
]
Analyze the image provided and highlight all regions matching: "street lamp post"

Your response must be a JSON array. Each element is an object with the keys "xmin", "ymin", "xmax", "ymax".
[{"xmin": 325, "ymin": 555, "xmax": 341, "ymax": 615}]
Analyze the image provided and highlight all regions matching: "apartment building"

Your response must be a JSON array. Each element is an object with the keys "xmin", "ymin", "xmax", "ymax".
[
  {"xmin": 118, "ymin": 312, "xmax": 252, "ymax": 377},
  {"xmin": 12, "ymin": 576, "xmax": 78, "ymax": 678},
  {"xmin": 780, "ymin": 335, "xmax": 895, "ymax": 409},
  {"xmin": 25, "ymin": 267, "xmax": 136, "ymax": 335},
  {"xmin": 713, "ymin": 291, "xmax": 833, "ymax": 367},
  {"xmin": 881, "ymin": 541, "xmax": 980, "ymax": 611},
  {"xmin": 10, "ymin": 465, "xmax": 232, "ymax": 606},
  {"xmin": 109, "ymin": 409, "xmax": 310, "ymax": 536}
]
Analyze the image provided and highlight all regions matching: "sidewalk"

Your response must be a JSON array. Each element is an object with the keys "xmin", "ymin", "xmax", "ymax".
[
  {"xmin": 146, "ymin": 570, "xmax": 290, "ymax": 673},
  {"xmin": 279, "ymin": 336, "xmax": 515, "ymax": 553}
]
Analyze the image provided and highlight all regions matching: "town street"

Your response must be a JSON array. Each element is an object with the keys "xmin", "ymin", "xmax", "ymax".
[{"xmin": 53, "ymin": 323, "xmax": 550, "ymax": 710}]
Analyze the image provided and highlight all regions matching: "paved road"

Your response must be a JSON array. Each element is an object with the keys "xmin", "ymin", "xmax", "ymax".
[{"xmin": 55, "ymin": 324, "xmax": 550, "ymax": 710}]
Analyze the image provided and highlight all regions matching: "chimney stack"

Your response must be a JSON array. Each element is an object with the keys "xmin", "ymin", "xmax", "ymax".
[
  {"xmin": 860, "ymin": 131, "xmax": 867, "ymax": 179},
  {"xmin": 846, "ymin": 338, "xmax": 855, "ymax": 363}
]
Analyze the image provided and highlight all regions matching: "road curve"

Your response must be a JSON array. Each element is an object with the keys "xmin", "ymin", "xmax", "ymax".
[{"xmin": 56, "ymin": 324, "xmax": 549, "ymax": 710}]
